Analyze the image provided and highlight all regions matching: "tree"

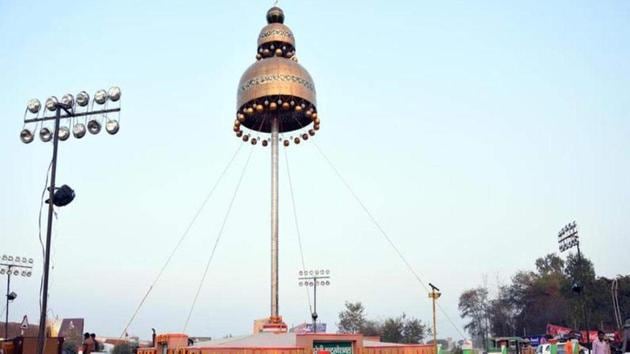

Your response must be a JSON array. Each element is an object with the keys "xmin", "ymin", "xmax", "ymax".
[
  {"xmin": 381, "ymin": 316, "xmax": 404, "ymax": 343},
  {"xmin": 338, "ymin": 302, "xmax": 367, "ymax": 333},
  {"xmin": 402, "ymin": 316, "xmax": 427, "ymax": 344},
  {"xmin": 459, "ymin": 287, "xmax": 489, "ymax": 345}
]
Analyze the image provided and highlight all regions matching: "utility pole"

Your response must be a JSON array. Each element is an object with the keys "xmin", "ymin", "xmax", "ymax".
[{"xmin": 429, "ymin": 283, "xmax": 441, "ymax": 354}]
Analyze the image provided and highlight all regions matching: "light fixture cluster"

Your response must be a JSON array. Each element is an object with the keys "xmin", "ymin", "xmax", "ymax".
[
  {"xmin": 20, "ymin": 86, "xmax": 122, "ymax": 144},
  {"xmin": 297, "ymin": 269, "xmax": 331, "ymax": 287},
  {"xmin": 558, "ymin": 220, "xmax": 579, "ymax": 253},
  {"xmin": 0, "ymin": 254, "xmax": 34, "ymax": 277},
  {"xmin": 299, "ymin": 279, "xmax": 330, "ymax": 287}
]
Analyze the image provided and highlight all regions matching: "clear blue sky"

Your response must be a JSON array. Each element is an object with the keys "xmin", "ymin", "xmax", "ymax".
[{"xmin": 1, "ymin": 0, "xmax": 629, "ymax": 341}]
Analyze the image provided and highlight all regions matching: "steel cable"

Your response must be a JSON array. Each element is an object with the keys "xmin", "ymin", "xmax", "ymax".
[
  {"xmin": 182, "ymin": 146, "xmax": 254, "ymax": 332},
  {"xmin": 119, "ymin": 143, "xmax": 244, "ymax": 338},
  {"xmin": 311, "ymin": 141, "xmax": 467, "ymax": 339}
]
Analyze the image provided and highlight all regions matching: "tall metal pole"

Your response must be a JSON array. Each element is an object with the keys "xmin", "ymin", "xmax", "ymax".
[
  {"xmin": 312, "ymin": 281, "xmax": 317, "ymax": 333},
  {"xmin": 429, "ymin": 284, "xmax": 441, "ymax": 354},
  {"xmin": 5, "ymin": 267, "xmax": 11, "ymax": 339},
  {"xmin": 577, "ymin": 245, "xmax": 591, "ymax": 352},
  {"xmin": 270, "ymin": 117, "xmax": 279, "ymax": 319},
  {"xmin": 432, "ymin": 291, "xmax": 438, "ymax": 354},
  {"xmin": 36, "ymin": 108, "xmax": 61, "ymax": 354}
]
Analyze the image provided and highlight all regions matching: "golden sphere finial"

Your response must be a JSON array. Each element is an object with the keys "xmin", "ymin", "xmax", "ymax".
[{"xmin": 267, "ymin": 7, "xmax": 285, "ymax": 24}]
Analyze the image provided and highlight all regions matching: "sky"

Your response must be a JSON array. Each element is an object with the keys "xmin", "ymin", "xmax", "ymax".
[{"xmin": 1, "ymin": 0, "xmax": 629, "ymax": 342}]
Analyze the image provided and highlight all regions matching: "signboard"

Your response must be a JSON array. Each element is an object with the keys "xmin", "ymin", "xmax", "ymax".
[
  {"xmin": 313, "ymin": 341, "xmax": 352, "ymax": 354},
  {"xmin": 290, "ymin": 323, "xmax": 327, "ymax": 334}
]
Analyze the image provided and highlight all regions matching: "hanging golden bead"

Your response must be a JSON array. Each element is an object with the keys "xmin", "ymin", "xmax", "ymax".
[
  {"xmin": 282, "ymin": 102, "xmax": 290, "ymax": 110},
  {"xmin": 314, "ymin": 124, "xmax": 320, "ymax": 131},
  {"xmin": 302, "ymin": 133, "xmax": 308, "ymax": 140},
  {"xmin": 295, "ymin": 105, "xmax": 303, "ymax": 113},
  {"xmin": 251, "ymin": 138, "xmax": 257, "ymax": 145},
  {"xmin": 314, "ymin": 117, "xmax": 321, "ymax": 125},
  {"xmin": 256, "ymin": 104, "xmax": 264, "ymax": 112},
  {"xmin": 237, "ymin": 113, "xmax": 246, "ymax": 122},
  {"xmin": 242, "ymin": 134, "xmax": 249, "ymax": 142},
  {"xmin": 308, "ymin": 129, "xmax": 315, "ymax": 136},
  {"xmin": 236, "ymin": 130, "xmax": 243, "ymax": 137},
  {"xmin": 283, "ymin": 140, "xmax": 290, "ymax": 147},
  {"xmin": 275, "ymin": 48, "xmax": 283, "ymax": 56},
  {"xmin": 269, "ymin": 102, "xmax": 278, "ymax": 110},
  {"xmin": 246, "ymin": 107, "xmax": 254, "ymax": 115},
  {"xmin": 262, "ymin": 140, "xmax": 269, "ymax": 147},
  {"xmin": 294, "ymin": 137, "xmax": 300, "ymax": 144}
]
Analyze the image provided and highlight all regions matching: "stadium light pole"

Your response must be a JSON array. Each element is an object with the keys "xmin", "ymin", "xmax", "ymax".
[
  {"xmin": 428, "ymin": 283, "xmax": 441, "ymax": 354},
  {"xmin": 0, "ymin": 255, "xmax": 34, "ymax": 339},
  {"xmin": 19, "ymin": 88, "xmax": 122, "ymax": 354},
  {"xmin": 298, "ymin": 269, "xmax": 331, "ymax": 333},
  {"xmin": 557, "ymin": 221, "xmax": 590, "ymax": 351}
]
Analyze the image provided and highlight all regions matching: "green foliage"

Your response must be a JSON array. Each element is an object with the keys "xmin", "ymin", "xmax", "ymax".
[
  {"xmin": 459, "ymin": 252, "xmax": 630, "ymax": 339},
  {"xmin": 337, "ymin": 301, "xmax": 367, "ymax": 333},
  {"xmin": 337, "ymin": 303, "xmax": 427, "ymax": 343},
  {"xmin": 112, "ymin": 343, "xmax": 134, "ymax": 354}
]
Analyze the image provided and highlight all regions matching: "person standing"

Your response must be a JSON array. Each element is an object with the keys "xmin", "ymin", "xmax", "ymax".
[
  {"xmin": 82, "ymin": 332, "xmax": 95, "ymax": 354},
  {"xmin": 90, "ymin": 333, "xmax": 99, "ymax": 352},
  {"xmin": 592, "ymin": 331, "xmax": 610, "ymax": 354}
]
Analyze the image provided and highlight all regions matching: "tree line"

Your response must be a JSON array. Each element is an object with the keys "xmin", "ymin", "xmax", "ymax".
[
  {"xmin": 337, "ymin": 302, "xmax": 430, "ymax": 344},
  {"xmin": 458, "ymin": 252, "xmax": 630, "ymax": 343}
]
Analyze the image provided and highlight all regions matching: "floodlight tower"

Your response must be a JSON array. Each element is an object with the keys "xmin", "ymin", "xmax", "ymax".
[
  {"xmin": 1, "ymin": 255, "xmax": 34, "ymax": 339},
  {"xmin": 235, "ymin": 6, "xmax": 319, "ymax": 331},
  {"xmin": 19, "ymin": 87, "xmax": 122, "ymax": 354}
]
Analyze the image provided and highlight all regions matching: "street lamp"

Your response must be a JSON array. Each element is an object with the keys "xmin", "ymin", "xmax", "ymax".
[
  {"xmin": 557, "ymin": 221, "xmax": 589, "ymax": 349},
  {"xmin": 0, "ymin": 255, "xmax": 34, "ymax": 339},
  {"xmin": 19, "ymin": 88, "xmax": 122, "ymax": 354},
  {"xmin": 298, "ymin": 269, "xmax": 331, "ymax": 333},
  {"xmin": 428, "ymin": 283, "xmax": 441, "ymax": 354}
]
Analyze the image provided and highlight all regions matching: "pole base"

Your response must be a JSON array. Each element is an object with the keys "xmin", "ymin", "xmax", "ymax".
[{"xmin": 260, "ymin": 316, "xmax": 288, "ymax": 333}]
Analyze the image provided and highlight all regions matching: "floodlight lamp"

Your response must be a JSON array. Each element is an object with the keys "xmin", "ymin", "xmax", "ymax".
[
  {"xmin": 0, "ymin": 269, "xmax": 4, "ymax": 275},
  {"xmin": 299, "ymin": 271, "xmax": 303, "ymax": 276},
  {"xmin": 94, "ymin": 90, "xmax": 108, "ymax": 104},
  {"xmin": 105, "ymin": 119, "xmax": 119, "ymax": 135},
  {"xmin": 27, "ymin": 98, "xmax": 41, "ymax": 114},
  {"xmin": 325, "ymin": 280, "xmax": 330, "ymax": 285},
  {"xmin": 315, "ymin": 270, "xmax": 319, "ymax": 275},
  {"xmin": 40, "ymin": 127, "xmax": 52, "ymax": 142},
  {"xmin": 29, "ymin": 258, "xmax": 34, "ymax": 264},
  {"xmin": 26, "ymin": 271, "xmax": 32, "ymax": 277},
  {"xmin": 14, "ymin": 255, "xmax": 20, "ymax": 262},
  {"xmin": 21, "ymin": 271, "xmax": 27, "ymax": 276},
  {"xmin": 48, "ymin": 185, "xmax": 75, "ymax": 207},
  {"xmin": 88, "ymin": 120, "xmax": 101, "ymax": 134},
  {"xmin": 20, "ymin": 129, "xmax": 34, "ymax": 144},
  {"xmin": 309, "ymin": 271, "xmax": 313, "ymax": 275},
  {"xmin": 73, "ymin": 123, "xmax": 87, "ymax": 138},
  {"xmin": 309, "ymin": 281, "xmax": 314, "ymax": 286},
  {"xmin": 8, "ymin": 256, "xmax": 13, "ymax": 261},
  {"xmin": 299, "ymin": 282, "xmax": 303, "ymax": 287},
  {"xmin": 76, "ymin": 91, "xmax": 90, "ymax": 107},
  {"xmin": 108, "ymin": 86, "xmax": 121, "ymax": 102},
  {"xmin": 45, "ymin": 96, "xmax": 58, "ymax": 111},
  {"xmin": 61, "ymin": 94, "xmax": 74, "ymax": 106},
  {"xmin": 326, "ymin": 269, "xmax": 330, "ymax": 274},
  {"xmin": 1, "ymin": 255, "xmax": 6, "ymax": 260},
  {"xmin": 13, "ymin": 270, "xmax": 18, "ymax": 276},
  {"xmin": 59, "ymin": 127, "xmax": 70, "ymax": 141},
  {"xmin": 7, "ymin": 292, "xmax": 17, "ymax": 301},
  {"xmin": 21, "ymin": 257, "xmax": 26, "ymax": 263}
]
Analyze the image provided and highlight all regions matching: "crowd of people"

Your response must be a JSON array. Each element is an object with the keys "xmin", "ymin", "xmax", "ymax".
[{"xmin": 81, "ymin": 332, "xmax": 101, "ymax": 354}]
